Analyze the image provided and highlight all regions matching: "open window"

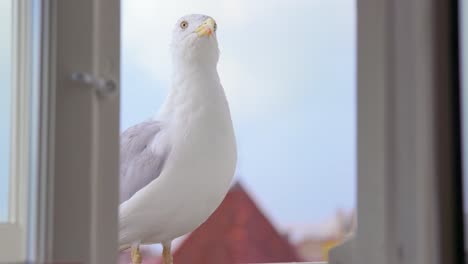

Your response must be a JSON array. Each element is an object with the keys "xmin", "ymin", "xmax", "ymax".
[
  {"xmin": 120, "ymin": 1, "xmax": 356, "ymax": 263},
  {"xmin": 0, "ymin": 0, "xmax": 465, "ymax": 264},
  {"xmin": 331, "ymin": 0, "xmax": 465, "ymax": 264},
  {"xmin": 0, "ymin": 0, "xmax": 40, "ymax": 260},
  {"xmin": 0, "ymin": 0, "xmax": 120, "ymax": 262}
]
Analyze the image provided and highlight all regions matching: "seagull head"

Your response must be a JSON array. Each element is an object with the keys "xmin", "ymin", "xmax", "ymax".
[{"xmin": 171, "ymin": 14, "xmax": 219, "ymax": 67}]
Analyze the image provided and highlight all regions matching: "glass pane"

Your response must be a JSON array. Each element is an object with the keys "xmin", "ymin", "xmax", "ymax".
[
  {"xmin": 0, "ymin": 0, "xmax": 13, "ymax": 222},
  {"xmin": 461, "ymin": 0, "xmax": 468, "ymax": 252},
  {"xmin": 120, "ymin": 0, "xmax": 356, "ymax": 263}
]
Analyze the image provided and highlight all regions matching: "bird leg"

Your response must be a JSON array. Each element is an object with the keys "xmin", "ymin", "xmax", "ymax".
[
  {"xmin": 131, "ymin": 244, "xmax": 142, "ymax": 264},
  {"xmin": 162, "ymin": 242, "xmax": 173, "ymax": 264}
]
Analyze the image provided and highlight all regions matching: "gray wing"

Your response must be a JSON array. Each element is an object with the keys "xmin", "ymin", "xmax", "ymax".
[{"xmin": 119, "ymin": 120, "xmax": 169, "ymax": 204}]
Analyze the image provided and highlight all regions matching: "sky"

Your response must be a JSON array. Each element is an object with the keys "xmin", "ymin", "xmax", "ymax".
[
  {"xmin": 2, "ymin": 0, "xmax": 468, "ymax": 242},
  {"xmin": 0, "ymin": 0, "xmax": 357, "ymax": 228},
  {"xmin": 461, "ymin": 0, "xmax": 468, "ymax": 216},
  {"xmin": 0, "ymin": 0, "xmax": 12, "ymax": 222},
  {"xmin": 121, "ymin": 0, "xmax": 357, "ymax": 227}
]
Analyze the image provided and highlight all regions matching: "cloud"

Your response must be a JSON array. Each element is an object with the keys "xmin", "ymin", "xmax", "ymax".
[
  {"xmin": 122, "ymin": 0, "xmax": 355, "ymax": 120},
  {"xmin": 122, "ymin": 0, "xmax": 253, "ymax": 81}
]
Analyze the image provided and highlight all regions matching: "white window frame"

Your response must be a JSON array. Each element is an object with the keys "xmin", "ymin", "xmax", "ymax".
[
  {"xmin": 0, "ymin": 0, "xmax": 120, "ymax": 263},
  {"xmin": 0, "ymin": 0, "xmax": 35, "ymax": 261},
  {"xmin": 330, "ymin": 0, "xmax": 463, "ymax": 264},
  {"xmin": 39, "ymin": 0, "xmax": 121, "ymax": 263},
  {"xmin": 3, "ymin": 0, "xmax": 463, "ymax": 263}
]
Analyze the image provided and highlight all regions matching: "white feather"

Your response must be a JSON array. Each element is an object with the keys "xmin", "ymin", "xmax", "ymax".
[{"xmin": 119, "ymin": 14, "xmax": 237, "ymax": 249}]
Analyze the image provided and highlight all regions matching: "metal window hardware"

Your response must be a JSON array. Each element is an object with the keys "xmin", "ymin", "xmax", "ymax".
[{"xmin": 71, "ymin": 72, "xmax": 117, "ymax": 97}]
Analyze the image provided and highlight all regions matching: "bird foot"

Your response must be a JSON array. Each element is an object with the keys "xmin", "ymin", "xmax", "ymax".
[
  {"xmin": 163, "ymin": 254, "xmax": 173, "ymax": 264},
  {"xmin": 162, "ymin": 244, "xmax": 173, "ymax": 264},
  {"xmin": 131, "ymin": 245, "xmax": 142, "ymax": 264}
]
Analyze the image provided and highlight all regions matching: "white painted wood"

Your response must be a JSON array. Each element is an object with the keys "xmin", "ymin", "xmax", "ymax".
[
  {"xmin": 41, "ymin": 0, "xmax": 120, "ymax": 263},
  {"xmin": 391, "ymin": 1, "xmax": 440, "ymax": 263},
  {"xmin": 0, "ymin": 224, "xmax": 23, "ymax": 261},
  {"xmin": 0, "ymin": 0, "xmax": 35, "ymax": 261},
  {"xmin": 330, "ymin": 0, "xmax": 455, "ymax": 264},
  {"xmin": 29, "ymin": 1, "xmax": 54, "ymax": 261},
  {"xmin": 329, "ymin": 0, "xmax": 396, "ymax": 263}
]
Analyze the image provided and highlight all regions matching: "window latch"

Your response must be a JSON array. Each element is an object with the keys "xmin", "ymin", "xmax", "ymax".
[{"xmin": 70, "ymin": 72, "xmax": 117, "ymax": 97}]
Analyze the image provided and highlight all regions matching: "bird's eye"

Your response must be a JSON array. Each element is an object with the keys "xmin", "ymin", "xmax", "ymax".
[
  {"xmin": 214, "ymin": 22, "xmax": 217, "ymax": 32},
  {"xmin": 180, "ymin": 21, "xmax": 189, "ymax": 29}
]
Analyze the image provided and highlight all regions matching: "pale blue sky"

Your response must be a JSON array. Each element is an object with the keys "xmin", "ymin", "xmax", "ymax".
[
  {"xmin": 121, "ymin": 0, "xmax": 356, "ymax": 227},
  {"xmin": 0, "ymin": 0, "xmax": 357, "ymax": 227},
  {"xmin": 0, "ymin": 0, "xmax": 12, "ymax": 222}
]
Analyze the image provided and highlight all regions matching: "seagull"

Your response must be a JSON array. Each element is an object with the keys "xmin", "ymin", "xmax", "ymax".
[{"xmin": 118, "ymin": 14, "xmax": 237, "ymax": 264}]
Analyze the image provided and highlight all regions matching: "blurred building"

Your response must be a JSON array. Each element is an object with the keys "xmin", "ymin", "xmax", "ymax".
[
  {"xmin": 120, "ymin": 182, "xmax": 301, "ymax": 264},
  {"xmin": 119, "ymin": 183, "xmax": 356, "ymax": 264},
  {"xmin": 291, "ymin": 208, "xmax": 356, "ymax": 261}
]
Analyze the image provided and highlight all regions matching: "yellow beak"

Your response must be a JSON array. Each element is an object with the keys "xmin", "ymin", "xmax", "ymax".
[{"xmin": 195, "ymin": 18, "xmax": 216, "ymax": 37}]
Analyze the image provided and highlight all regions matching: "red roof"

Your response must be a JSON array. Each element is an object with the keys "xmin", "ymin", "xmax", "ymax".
[
  {"xmin": 120, "ymin": 182, "xmax": 301, "ymax": 264},
  {"xmin": 171, "ymin": 182, "xmax": 301, "ymax": 264}
]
